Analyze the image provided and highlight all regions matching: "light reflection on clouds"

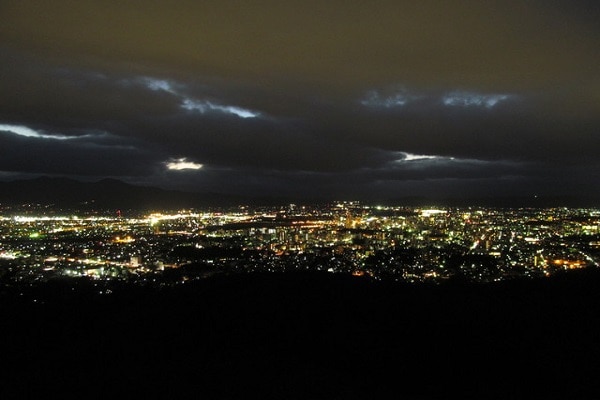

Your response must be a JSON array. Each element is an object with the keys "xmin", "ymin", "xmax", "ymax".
[
  {"xmin": 142, "ymin": 78, "xmax": 177, "ymax": 94},
  {"xmin": 361, "ymin": 90, "xmax": 419, "ymax": 108},
  {"xmin": 165, "ymin": 158, "xmax": 204, "ymax": 171},
  {"xmin": 181, "ymin": 99, "xmax": 259, "ymax": 118},
  {"xmin": 139, "ymin": 76, "xmax": 260, "ymax": 119},
  {"xmin": 0, "ymin": 124, "xmax": 78, "ymax": 140},
  {"xmin": 361, "ymin": 88, "xmax": 513, "ymax": 109},
  {"xmin": 400, "ymin": 152, "xmax": 451, "ymax": 161},
  {"xmin": 442, "ymin": 91, "xmax": 510, "ymax": 108}
]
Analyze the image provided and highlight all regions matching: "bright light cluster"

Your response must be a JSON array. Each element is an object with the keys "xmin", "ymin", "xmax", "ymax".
[
  {"xmin": 165, "ymin": 157, "xmax": 203, "ymax": 171},
  {"xmin": 397, "ymin": 152, "xmax": 456, "ymax": 162}
]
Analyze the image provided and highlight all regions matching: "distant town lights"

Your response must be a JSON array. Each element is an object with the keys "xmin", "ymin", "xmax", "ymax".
[{"xmin": 420, "ymin": 209, "xmax": 447, "ymax": 217}]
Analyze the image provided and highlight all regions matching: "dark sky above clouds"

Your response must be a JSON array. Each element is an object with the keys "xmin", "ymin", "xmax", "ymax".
[{"xmin": 0, "ymin": 1, "xmax": 599, "ymax": 202}]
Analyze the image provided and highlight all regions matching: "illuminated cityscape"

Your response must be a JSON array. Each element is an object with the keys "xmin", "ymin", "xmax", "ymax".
[
  {"xmin": 2, "ymin": 202, "xmax": 599, "ymax": 299},
  {"xmin": 2, "ymin": 1, "xmax": 599, "ymax": 397}
]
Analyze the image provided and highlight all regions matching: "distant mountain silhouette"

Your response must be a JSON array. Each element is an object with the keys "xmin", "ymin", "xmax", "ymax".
[
  {"xmin": 384, "ymin": 194, "xmax": 600, "ymax": 208},
  {"xmin": 1, "ymin": 176, "xmax": 598, "ymax": 210},
  {"xmin": 0, "ymin": 176, "xmax": 247, "ymax": 210}
]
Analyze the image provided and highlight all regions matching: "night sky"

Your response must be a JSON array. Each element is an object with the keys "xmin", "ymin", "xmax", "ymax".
[{"xmin": 1, "ymin": 1, "xmax": 599, "ymax": 202}]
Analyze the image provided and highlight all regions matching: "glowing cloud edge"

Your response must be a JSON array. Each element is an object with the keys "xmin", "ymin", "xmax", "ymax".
[{"xmin": 165, "ymin": 158, "xmax": 204, "ymax": 171}]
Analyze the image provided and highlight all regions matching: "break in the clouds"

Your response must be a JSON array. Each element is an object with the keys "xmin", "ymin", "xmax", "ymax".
[
  {"xmin": 442, "ymin": 91, "xmax": 511, "ymax": 108},
  {"xmin": 361, "ymin": 89, "xmax": 421, "ymax": 108},
  {"xmin": 165, "ymin": 158, "xmax": 204, "ymax": 171},
  {"xmin": 139, "ymin": 77, "xmax": 261, "ymax": 119},
  {"xmin": 0, "ymin": 124, "xmax": 80, "ymax": 140},
  {"xmin": 361, "ymin": 88, "xmax": 514, "ymax": 109},
  {"xmin": 181, "ymin": 99, "xmax": 259, "ymax": 119},
  {"xmin": 0, "ymin": 0, "xmax": 598, "ymax": 203},
  {"xmin": 140, "ymin": 78, "xmax": 179, "ymax": 94},
  {"xmin": 398, "ymin": 152, "xmax": 455, "ymax": 162}
]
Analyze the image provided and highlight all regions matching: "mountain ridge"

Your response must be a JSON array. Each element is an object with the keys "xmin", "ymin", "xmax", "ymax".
[
  {"xmin": 0, "ymin": 176, "xmax": 598, "ymax": 210},
  {"xmin": 0, "ymin": 176, "xmax": 245, "ymax": 210}
]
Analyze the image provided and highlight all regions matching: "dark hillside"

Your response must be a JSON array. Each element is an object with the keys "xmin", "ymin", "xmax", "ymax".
[
  {"xmin": 0, "ymin": 176, "xmax": 244, "ymax": 211},
  {"xmin": 1, "ymin": 270, "xmax": 600, "ymax": 399}
]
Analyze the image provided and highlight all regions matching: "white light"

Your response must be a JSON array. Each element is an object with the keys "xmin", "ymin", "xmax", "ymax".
[
  {"xmin": 398, "ymin": 152, "xmax": 455, "ymax": 162},
  {"xmin": 403, "ymin": 153, "xmax": 439, "ymax": 161},
  {"xmin": 208, "ymin": 104, "xmax": 258, "ymax": 119},
  {"xmin": 421, "ymin": 209, "xmax": 447, "ymax": 217},
  {"xmin": 141, "ymin": 77, "xmax": 177, "ymax": 94},
  {"xmin": 165, "ymin": 158, "xmax": 204, "ymax": 171},
  {"xmin": 181, "ymin": 99, "xmax": 207, "ymax": 113},
  {"xmin": 182, "ymin": 99, "xmax": 259, "ymax": 118},
  {"xmin": 0, "ymin": 124, "xmax": 75, "ymax": 140},
  {"xmin": 361, "ymin": 90, "xmax": 417, "ymax": 108},
  {"xmin": 362, "ymin": 88, "xmax": 513, "ymax": 110},
  {"xmin": 442, "ymin": 91, "xmax": 510, "ymax": 108},
  {"xmin": 137, "ymin": 76, "xmax": 260, "ymax": 119}
]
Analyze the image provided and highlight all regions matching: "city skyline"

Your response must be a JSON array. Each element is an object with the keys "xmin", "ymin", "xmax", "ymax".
[
  {"xmin": 1, "ymin": 1, "xmax": 599, "ymax": 203},
  {"xmin": 2, "ymin": 200, "xmax": 599, "ymax": 297}
]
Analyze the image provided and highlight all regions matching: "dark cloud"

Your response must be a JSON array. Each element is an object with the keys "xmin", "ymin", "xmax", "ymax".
[
  {"xmin": 0, "ymin": 126, "xmax": 162, "ymax": 177},
  {"xmin": 0, "ymin": 1, "xmax": 598, "ymax": 202}
]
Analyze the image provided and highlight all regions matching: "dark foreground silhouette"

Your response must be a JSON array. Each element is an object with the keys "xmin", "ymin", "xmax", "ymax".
[{"xmin": 1, "ymin": 270, "xmax": 600, "ymax": 399}]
